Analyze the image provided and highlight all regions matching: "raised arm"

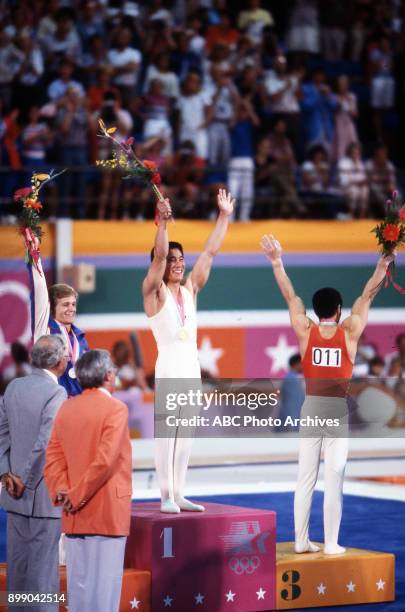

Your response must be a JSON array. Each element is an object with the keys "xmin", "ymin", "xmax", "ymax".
[
  {"xmin": 187, "ymin": 189, "xmax": 234, "ymax": 294},
  {"xmin": 23, "ymin": 231, "xmax": 50, "ymax": 341},
  {"xmin": 260, "ymin": 234, "xmax": 310, "ymax": 336},
  {"xmin": 142, "ymin": 198, "xmax": 172, "ymax": 316},
  {"xmin": 343, "ymin": 253, "xmax": 395, "ymax": 340}
]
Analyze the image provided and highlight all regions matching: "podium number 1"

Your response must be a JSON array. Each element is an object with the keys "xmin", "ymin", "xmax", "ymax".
[{"xmin": 161, "ymin": 527, "xmax": 174, "ymax": 558}]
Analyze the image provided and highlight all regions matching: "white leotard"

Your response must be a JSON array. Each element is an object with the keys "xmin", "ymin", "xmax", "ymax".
[{"xmin": 147, "ymin": 286, "xmax": 201, "ymax": 378}]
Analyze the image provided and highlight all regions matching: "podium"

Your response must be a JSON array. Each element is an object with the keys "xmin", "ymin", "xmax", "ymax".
[
  {"xmin": 125, "ymin": 502, "xmax": 276, "ymax": 612},
  {"xmin": 276, "ymin": 542, "xmax": 395, "ymax": 609}
]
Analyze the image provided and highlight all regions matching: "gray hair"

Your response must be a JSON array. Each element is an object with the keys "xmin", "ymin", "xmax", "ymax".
[
  {"xmin": 31, "ymin": 335, "xmax": 66, "ymax": 369},
  {"xmin": 75, "ymin": 349, "xmax": 115, "ymax": 389}
]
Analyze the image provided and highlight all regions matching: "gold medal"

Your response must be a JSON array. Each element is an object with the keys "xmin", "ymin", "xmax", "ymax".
[{"xmin": 179, "ymin": 327, "xmax": 188, "ymax": 340}]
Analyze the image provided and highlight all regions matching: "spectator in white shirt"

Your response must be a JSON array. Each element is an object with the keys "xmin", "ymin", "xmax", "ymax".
[
  {"xmin": 175, "ymin": 71, "xmax": 212, "ymax": 160},
  {"xmin": 13, "ymin": 32, "xmax": 44, "ymax": 117},
  {"xmin": 0, "ymin": 29, "xmax": 23, "ymax": 109},
  {"xmin": 107, "ymin": 27, "xmax": 142, "ymax": 107},
  {"xmin": 331, "ymin": 74, "xmax": 358, "ymax": 162},
  {"xmin": 366, "ymin": 143, "xmax": 398, "ymax": 218},
  {"xmin": 264, "ymin": 55, "xmax": 302, "ymax": 152},
  {"xmin": 237, "ymin": 0, "xmax": 275, "ymax": 45},
  {"xmin": 44, "ymin": 8, "xmax": 82, "ymax": 72},
  {"xmin": 338, "ymin": 142, "xmax": 369, "ymax": 218},
  {"xmin": 143, "ymin": 54, "xmax": 180, "ymax": 100},
  {"xmin": 301, "ymin": 144, "xmax": 330, "ymax": 192},
  {"xmin": 206, "ymin": 64, "xmax": 239, "ymax": 168},
  {"xmin": 93, "ymin": 92, "xmax": 133, "ymax": 219},
  {"xmin": 21, "ymin": 106, "xmax": 53, "ymax": 171},
  {"xmin": 36, "ymin": 0, "xmax": 60, "ymax": 43}
]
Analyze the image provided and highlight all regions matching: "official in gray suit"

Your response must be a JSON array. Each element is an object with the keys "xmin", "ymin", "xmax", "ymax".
[{"xmin": 0, "ymin": 335, "xmax": 68, "ymax": 611}]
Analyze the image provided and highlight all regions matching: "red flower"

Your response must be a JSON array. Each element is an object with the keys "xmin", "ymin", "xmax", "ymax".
[
  {"xmin": 124, "ymin": 137, "xmax": 134, "ymax": 146},
  {"xmin": 143, "ymin": 159, "xmax": 157, "ymax": 171},
  {"xmin": 152, "ymin": 172, "xmax": 161, "ymax": 186},
  {"xmin": 382, "ymin": 224, "xmax": 400, "ymax": 242},
  {"xmin": 400, "ymin": 208, "xmax": 405, "ymax": 223},
  {"xmin": 24, "ymin": 199, "xmax": 43, "ymax": 211},
  {"xmin": 14, "ymin": 187, "xmax": 33, "ymax": 202}
]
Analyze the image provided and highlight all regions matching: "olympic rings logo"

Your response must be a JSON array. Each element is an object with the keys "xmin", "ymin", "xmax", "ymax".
[{"xmin": 229, "ymin": 556, "xmax": 260, "ymax": 575}]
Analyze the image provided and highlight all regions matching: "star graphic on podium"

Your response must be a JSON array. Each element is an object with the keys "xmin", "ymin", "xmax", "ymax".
[
  {"xmin": 256, "ymin": 588, "xmax": 266, "ymax": 600},
  {"xmin": 195, "ymin": 593, "xmax": 204, "ymax": 605},
  {"xmin": 265, "ymin": 334, "xmax": 298, "ymax": 374},
  {"xmin": 376, "ymin": 579, "xmax": 386, "ymax": 591},
  {"xmin": 198, "ymin": 336, "xmax": 224, "ymax": 376},
  {"xmin": 163, "ymin": 595, "xmax": 173, "ymax": 607},
  {"xmin": 317, "ymin": 583, "xmax": 327, "ymax": 595},
  {"xmin": 225, "ymin": 590, "xmax": 235, "ymax": 602},
  {"xmin": 346, "ymin": 581, "xmax": 356, "ymax": 593},
  {"xmin": 130, "ymin": 596, "xmax": 141, "ymax": 609}
]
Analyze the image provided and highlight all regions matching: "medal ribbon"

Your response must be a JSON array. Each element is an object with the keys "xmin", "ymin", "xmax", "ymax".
[
  {"xmin": 169, "ymin": 288, "xmax": 186, "ymax": 327},
  {"xmin": 177, "ymin": 288, "xmax": 186, "ymax": 326},
  {"xmin": 385, "ymin": 263, "xmax": 405, "ymax": 294},
  {"xmin": 56, "ymin": 322, "xmax": 80, "ymax": 364}
]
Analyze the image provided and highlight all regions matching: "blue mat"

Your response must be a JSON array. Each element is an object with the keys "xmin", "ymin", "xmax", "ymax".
[{"xmin": 0, "ymin": 492, "xmax": 403, "ymax": 611}]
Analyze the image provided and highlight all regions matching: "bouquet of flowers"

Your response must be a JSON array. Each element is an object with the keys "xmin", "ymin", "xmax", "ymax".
[
  {"xmin": 96, "ymin": 119, "xmax": 170, "ymax": 222},
  {"xmin": 371, "ymin": 191, "xmax": 405, "ymax": 293},
  {"xmin": 14, "ymin": 169, "xmax": 65, "ymax": 274}
]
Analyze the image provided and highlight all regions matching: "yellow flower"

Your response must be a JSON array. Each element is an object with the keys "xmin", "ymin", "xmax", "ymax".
[
  {"xmin": 33, "ymin": 173, "xmax": 50, "ymax": 181},
  {"xmin": 106, "ymin": 127, "xmax": 117, "ymax": 134}
]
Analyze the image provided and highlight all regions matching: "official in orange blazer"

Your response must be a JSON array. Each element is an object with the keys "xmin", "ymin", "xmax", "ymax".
[{"xmin": 44, "ymin": 349, "xmax": 132, "ymax": 612}]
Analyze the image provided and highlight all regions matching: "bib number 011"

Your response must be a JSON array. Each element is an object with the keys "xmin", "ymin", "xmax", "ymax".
[{"xmin": 312, "ymin": 347, "xmax": 341, "ymax": 367}]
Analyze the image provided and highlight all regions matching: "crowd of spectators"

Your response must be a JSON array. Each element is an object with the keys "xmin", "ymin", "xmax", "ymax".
[{"xmin": 1, "ymin": 0, "xmax": 405, "ymax": 220}]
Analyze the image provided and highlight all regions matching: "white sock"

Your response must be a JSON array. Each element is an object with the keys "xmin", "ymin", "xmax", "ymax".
[
  {"xmin": 160, "ymin": 499, "xmax": 180, "ymax": 514},
  {"xmin": 175, "ymin": 497, "xmax": 205, "ymax": 512},
  {"xmin": 294, "ymin": 540, "xmax": 321, "ymax": 553},
  {"xmin": 324, "ymin": 544, "xmax": 346, "ymax": 555}
]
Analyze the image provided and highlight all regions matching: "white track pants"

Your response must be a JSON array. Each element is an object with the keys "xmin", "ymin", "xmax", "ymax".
[
  {"xmin": 294, "ymin": 436, "xmax": 348, "ymax": 549},
  {"xmin": 154, "ymin": 377, "xmax": 201, "ymax": 503},
  {"xmin": 155, "ymin": 436, "xmax": 194, "ymax": 503},
  {"xmin": 294, "ymin": 395, "xmax": 349, "ymax": 549}
]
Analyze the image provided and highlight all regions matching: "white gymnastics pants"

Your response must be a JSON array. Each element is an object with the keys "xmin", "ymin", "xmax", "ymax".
[
  {"xmin": 155, "ymin": 436, "xmax": 193, "ymax": 503},
  {"xmin": 294, "ymin": 436, "xmax": 349, "ymax": 550}
]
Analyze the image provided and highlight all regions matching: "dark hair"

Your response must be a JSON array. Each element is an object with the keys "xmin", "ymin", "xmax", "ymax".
[
  {"xmin": 11, "ymin": 342, "xmax": 29, "ymax": 364},
  {"xmin": 308, "ymin": 144, "xmax": 327, "ymax": 160},
  {"xmin": 396, "ymin": 332, "xmax": 405, "ymax": 348},
  {"xmin": 289, "ymin": 353, "xmax": 301, "ymax": 368},
  {"xmin": 100, "ymin": 91, "xmax": 118, "ymax": 123},
  {"xmin": 312, "ymin": 287, "xmax": 343, "ymax": 318},
  {"xmin": 369, "ymin": 356, "xmax": 385, "ymax": 368},
  {"xmin": 346, "ymin": 141, "xmax": 360, "ymax": 157},
  {"xmin": 150, "ymin": 241, "xmax": 184, "ymax": 261}
]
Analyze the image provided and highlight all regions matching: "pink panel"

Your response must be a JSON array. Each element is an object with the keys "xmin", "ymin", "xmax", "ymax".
[{"xmin": 125, "ymin": 502, "xmax": 276, "ymax": 612}]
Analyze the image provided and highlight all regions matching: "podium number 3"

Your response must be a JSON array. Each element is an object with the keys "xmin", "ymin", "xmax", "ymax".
[
  {"xmin": 281, "ymin": 570, "xmax": 301, "ymax": 601},
  {"xmin": 161, "ymin": 527, "xmax": 174, "ymax": 558}
]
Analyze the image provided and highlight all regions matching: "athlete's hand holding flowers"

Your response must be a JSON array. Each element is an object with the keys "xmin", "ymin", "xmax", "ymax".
[
  {"xmin": 156, "ymin": 198, "xmax": 172, "ymax": 222},
  {"xmin": 372, "ymin": 191, "xmax": 404, "ymax": 293}
]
